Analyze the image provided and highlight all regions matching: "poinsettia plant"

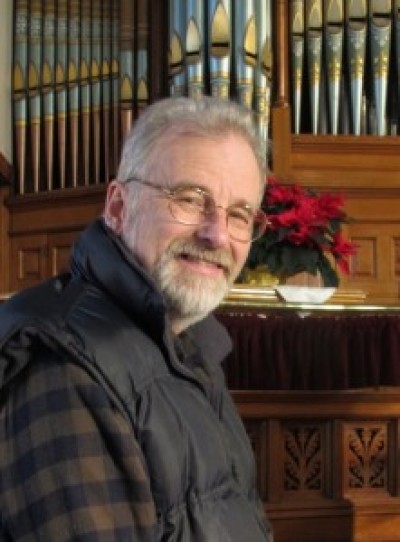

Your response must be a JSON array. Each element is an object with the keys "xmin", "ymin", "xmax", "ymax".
[{"xmin": 246, "ymin": 176, "xmax": 357, "ymax": 287}]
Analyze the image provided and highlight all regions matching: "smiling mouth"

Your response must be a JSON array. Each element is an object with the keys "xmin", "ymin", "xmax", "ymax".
[{"xmin": 179, "ymin": 252, "xmax": 228, "ymax": 273}]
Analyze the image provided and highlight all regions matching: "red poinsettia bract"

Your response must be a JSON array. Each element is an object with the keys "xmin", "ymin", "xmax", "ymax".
[{"xmin": 246, "ymin": 176, "xmax": 358, "ymax": 287}]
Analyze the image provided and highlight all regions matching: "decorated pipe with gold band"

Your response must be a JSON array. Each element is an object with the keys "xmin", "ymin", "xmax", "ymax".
[
  {"xmin": 325, "ymin": 0, "xmax": 343, "ymax": 135},
  {"xmin": 306, "ymin": 0, "xmax": 323, "ymax": 134},
  {"xmin": 13, "ymin": 0, "xmax": 28, "ymax": 194},
  {"xmin": 28, "ymin": 0, "xmax": 42, "ymax": 193},
  {"xmin": 169, "ymin": 0, "xmax": 186, "ymax": 96},
  {"xmin": 80, "ymin": 0, "xmax": 91, "ymax": 185},
  {"xmin": 137, "ymin": 0, "xmax": 149, "ymax": 115},
  {"xmin": 42, "ymin": 0, "xmax": 55, "ymax": 190},
  {"xmin": 91, "ymin": 0, "xmax": 102, "ymax": 184},
  {"xmin": 102, "ymin": 0, "xmax": 112, "ymax": 182},
  {"xmin": 370, "ymin": 0, "xmax": 391, "ymax": 135},
  {"xmin": 111, "ymin": 0, "xmax": 120, "ymax": 177},
  {"xmin": 208, "ymin": 0, "xmax": 232, "ymax": 99},
  {"xmin": 68, "ymin": 0, "xmax": 80, "ymax": 188},
  {"xmin": 186, "ymin": 0, "xmax": 204, "ymax": 99},
  {"xmin": 235, "ymin": 0, "xmax": 256, "ymax": 110},
  {"xmin": 347, "ymin": 0, "xmax": 367, "ymax": 135},
  {"xmin": 290, "ymin": 0, "xmax": 304, "ymax": 134},
  {"xmin": 119, "ymin": 0, "xmax": 135, "ymax": 142},
  {"xmin": 56, "ymin": 0, "xmax": 68, "ymax": 189},
  {"xmin": 255, "ymin": 0, "xmax": 273, "ymax": 147}
]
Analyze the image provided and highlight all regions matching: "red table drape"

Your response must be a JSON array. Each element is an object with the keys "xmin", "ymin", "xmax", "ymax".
[{"xmin": 216, "ymin": 311, "xmax": 400, "ymax": 390}]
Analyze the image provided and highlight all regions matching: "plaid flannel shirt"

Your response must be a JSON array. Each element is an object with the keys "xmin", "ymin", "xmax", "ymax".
[{"xmin": 0, "ymin": 352, "xmax": 157, "ymax": 541}]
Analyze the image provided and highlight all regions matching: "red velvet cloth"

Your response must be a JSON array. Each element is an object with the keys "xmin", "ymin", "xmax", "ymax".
[{"xmin": 216, "ymin": 311, "xmax": 400, "ymax": 390}]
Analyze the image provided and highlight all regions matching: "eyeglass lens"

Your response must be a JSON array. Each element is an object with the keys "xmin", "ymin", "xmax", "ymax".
[{"xmin": 167, "ymin": 188, "xmax": 266, "ymax": 242}]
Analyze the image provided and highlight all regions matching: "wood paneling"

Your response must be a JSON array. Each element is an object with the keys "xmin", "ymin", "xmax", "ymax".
[
  {"xmin": 6, "ymin": 187, "xmax": 105, "ymax": 292},
  {"xmin": 271, "ymin": 106, "xmax": 400, "ymax": 304},
  {"xmin": 343, "ymin": 221, "xmax": 400, "ymax": 302},
  {"xmin": 234, "ymin": 389, "xmax": 400, "ymax": 542},
  {"xmin": 9, "ymin": 230, "xmax": 80, "ymax": 292},
  {"xmin": 10, "ymin": 233, "xmax": 48, "ymax": 291}
]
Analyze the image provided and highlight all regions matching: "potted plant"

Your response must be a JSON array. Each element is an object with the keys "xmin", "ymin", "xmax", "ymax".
[{"xmin": 244, "ymin": 176, "xmax": 357, "ymax": 288}]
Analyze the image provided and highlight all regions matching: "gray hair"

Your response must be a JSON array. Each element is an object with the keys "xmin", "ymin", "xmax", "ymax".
[{"xmin": 116, "ymin": 96, "xmax": 268, "ymax": 184}]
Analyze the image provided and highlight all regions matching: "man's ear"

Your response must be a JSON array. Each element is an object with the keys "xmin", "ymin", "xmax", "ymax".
[{"xmin": 103, "ymin": 180, "xmax": 127, "ymax": 235}]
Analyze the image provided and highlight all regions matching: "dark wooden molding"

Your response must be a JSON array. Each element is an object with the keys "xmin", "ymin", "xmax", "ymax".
[
  {"xmin": 292, "ymin": 134, "xmax": 400, "ymax": 152},
  {"xmin": 5, "ymin": 184, "xmax": 106, "ymax": 211}
]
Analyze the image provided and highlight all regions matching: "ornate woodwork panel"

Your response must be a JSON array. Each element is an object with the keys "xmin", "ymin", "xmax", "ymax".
[
  {"xmin": 282, "ymin": 422, "xmax": 327, "ymax": 498},
  {"xmin": 342, "ymin": 421, "xmax": 389, "ymax": 496},
  {"xmin": 234, "ymin": 390, "xmax": 400, "ymax": 542}
]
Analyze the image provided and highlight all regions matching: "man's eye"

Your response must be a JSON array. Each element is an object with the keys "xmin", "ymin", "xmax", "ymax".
[
  {"xmin": 175, "ymin": 191, "xmax": 205, "ymax": 208},
  {"xmin": 228, "ymin": 208, "xmax": 252, "ymax": 225}
]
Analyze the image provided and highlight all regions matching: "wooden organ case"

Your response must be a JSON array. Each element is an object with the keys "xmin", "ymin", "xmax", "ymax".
[{"xmin": 2, "ymin": 0, "xmax": 400, "ymax": 302}]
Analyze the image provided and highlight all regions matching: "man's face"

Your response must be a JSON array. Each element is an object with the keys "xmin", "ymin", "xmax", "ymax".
[{"xmin": 106, "ymin": 132, "xmax": 262, "ymax": 329}]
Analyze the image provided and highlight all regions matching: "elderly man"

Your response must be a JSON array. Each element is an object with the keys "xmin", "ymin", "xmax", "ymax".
[{"xmin": 0, "ymin": 96, "xmax": 272, "ymax": 541}]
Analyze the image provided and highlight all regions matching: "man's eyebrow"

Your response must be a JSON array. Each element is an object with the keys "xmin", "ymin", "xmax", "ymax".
[{"xmin": 170, "ymin": 180, "xmax": 209, "ymax": 191}]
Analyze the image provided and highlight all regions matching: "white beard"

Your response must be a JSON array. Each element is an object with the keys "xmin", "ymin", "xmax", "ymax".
[
  {"xmin": 152, "ymin": 239, "xmax": 234, "ymax": 321},
  {"xmin": 121, "ymin": 207, "xmax": 237, "ymax": 326}
]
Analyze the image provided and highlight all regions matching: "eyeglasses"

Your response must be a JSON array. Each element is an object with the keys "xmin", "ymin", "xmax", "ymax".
[{"xmin": 124, "ymin": 177, "xmax": 268, "ymax": 243}]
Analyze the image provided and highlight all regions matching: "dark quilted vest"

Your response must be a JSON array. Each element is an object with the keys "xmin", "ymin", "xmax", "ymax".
[{"xmin": 0, "ymin": 221, "xmax": 271, "ymax": 541}]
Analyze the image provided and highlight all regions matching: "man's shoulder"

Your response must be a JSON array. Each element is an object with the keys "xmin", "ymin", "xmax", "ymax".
[
  {"xmin": 0, "ymin": 275, "xmax": 94, "ymax": 390},
  {"xmin": 0, "ymin": 273, "xmax": 168, "ymax": 405},
  {"xmin": 0, "ymin": 274, "xmax": 82, "ymax": 335}
]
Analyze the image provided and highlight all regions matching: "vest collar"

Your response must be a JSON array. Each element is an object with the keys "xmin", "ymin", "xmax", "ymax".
[{"xmin": 70, "ymin": 219, "xmax": 232, "ymax": 367}]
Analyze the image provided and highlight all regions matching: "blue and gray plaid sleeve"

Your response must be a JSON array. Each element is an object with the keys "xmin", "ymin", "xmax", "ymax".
[{"xmin": 0, "ymin": 354, "xmax": 157, "ymax": 541}]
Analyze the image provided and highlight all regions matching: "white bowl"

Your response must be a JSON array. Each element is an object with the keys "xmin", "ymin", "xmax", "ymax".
[{"xmin": 275, "ymin": 285, "xmax": 336, "ymax": 304}]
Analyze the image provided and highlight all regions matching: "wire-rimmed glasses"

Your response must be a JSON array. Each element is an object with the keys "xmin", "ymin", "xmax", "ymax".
[{"xmin": 124, "ymin": 177, "xmax": 268, "ymax": 243}]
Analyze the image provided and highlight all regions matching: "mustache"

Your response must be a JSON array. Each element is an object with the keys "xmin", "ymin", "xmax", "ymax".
[{"xmin": 167, "ymin": 239, "xmax": 234, "ymax": 272}]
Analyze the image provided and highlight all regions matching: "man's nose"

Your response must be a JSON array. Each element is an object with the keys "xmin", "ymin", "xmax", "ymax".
[{"xmin": 195, "ymin": 208, "xmax": 230, "ymax": 247}]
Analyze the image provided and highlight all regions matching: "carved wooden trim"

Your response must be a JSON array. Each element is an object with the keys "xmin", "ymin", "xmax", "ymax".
[
  {"xmin": 233, "ymin": 389, "xmax": 400, "ymax": 541},
  {"xmin": 292, "ymin": 134, "xmax": 400, "ymax": 153},
  {"xmin": 6, "ymin": 184, "xmax": 106, "ymax": 211},
  {"xmin": 233, "ymin": 389, "xmax": 400, "ymax": 418}
]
